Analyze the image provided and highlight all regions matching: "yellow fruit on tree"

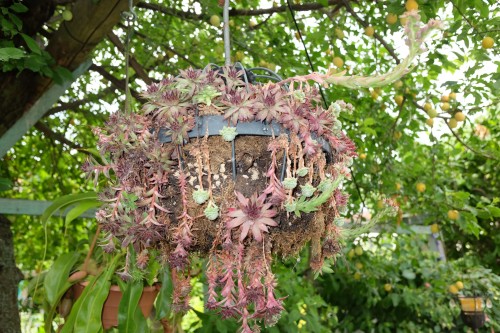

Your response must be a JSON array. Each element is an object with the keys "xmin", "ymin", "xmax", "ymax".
[
  {"xmin": 448, "ymin": 118, "xmax": 458, "ymax": 129},
  {"xmin": 354, "ymin": 272, "xmax": 362, "ymax": 280},
  {"xmin": 365, "ymin": 26, "xmax": 375, "ymax": 37},
  {"xmin": 295, "ymin": 31, "xmax": 301, "ymax": 40},
  {"xmin": 441, "ymin": 94, "xmax": 449, "ymax": 102},
  {"xmin": 425, "ymin": 118, "xmax": 434, "ymax": 127},
  {"xmin": 441, "ymin": 102, "xmax": 450, "ymax": 111},
  {"xmin": 355, "ymin": 262, "xmax": 364, "ymax": 270},
  {"xmin": 326, "ymin": 48, "xmax": 332, "ymax": 55},
  {"xmin": 393, "ymin": 131, "xmax": 402, "ymax": 140},
  {"xmin": 235, "ymin": 51, "xmax": 245, "ymax": 62},
  {"xmin": 400, "ymin": 16, "xmax": 408, "ymax": 26},
  {"xmin": 347, "ymin": 249, "xmax": 355, "ymax": 259},
  {"xmin": 482, "ymin": 36, "xmax": 494, "ymax": 49},
  {"xmin": 423, "ymin": 102, "xmax": 432, "ymax": 112},
  {"xmin": 386, "ymin": 13, "xmax": 398, "ymax": 25},
  {"xmin": 454, "ymin": 112, "xmax": 466, "ymax": 122},
  {"xmin": 359, "ymin": 153, "xmax": 367, "ymax": 160},
  {"xmin": 449, "ymin": 284, "xmax": 459, "ymax": 294},
  {"xmin": 209, "ymin": 15, "xmax": 221, "ymax": 27},
  {"xmin": 455, "ymin": 281, "xmax": 464, "ymax": 290},
  {"xmin": 405, "ymin": 0, "xmax": 418, "ymax": 11},
  {"xmin": 377, "ymin": 200, "xmax": 384, "ymax": 209},
  {"xmin": 447, "ymin": 209, "xmax": 459, "ymax": 220},
  {"xmin": 395, "ymin": 95, "xmax": 404, "ymax": 106},
  {"xmin": 370, "ymin": 90, "xmax": 379, "ymax": 99},
  {"xmin": 384, "ymin": 283, "xmax": 392, "ymax": 292},
  {"xmin": 394, "ymin": 80, "xmax": 403, "ymax": 89},
  {"xmin": 333, "ymin": 56, "xmax": 344, "ymax": 68},
  {"xmin": 396, "ymin": 182, "xmax": 402, "ymax": 191},
  {"xmin": 427, "ymin": 108, "xmax": 438, "ymax": 118},
  {"xmin": 416, "ymin": 182, "xmax": 426, "ymax": 193},
  {"xmin": 430, "ymin": 223, "xmax": 439, "ymax": 234},
  {"xmin": 335, "ymin": 27, "xmax": 345, "ymax": 39},
  {"xmin": 449, "ymin": 92, "xmax": 457, "ymax": 100},
  {"xmin": 355, "ymin": 246, "xmax": 363, "ymax": 256}
]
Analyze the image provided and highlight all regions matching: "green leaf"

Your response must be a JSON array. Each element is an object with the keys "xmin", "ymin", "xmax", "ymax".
[
  {"xmin": 118, "ymin": 281, "xmax": 149, "ymax": 333},
  {"xmin": 155, "ymin": 266, "xmax": 173, "ymax": 320},
  {"xmin": 20, "ymin": 33, "xmax": 40, "ymax": 54},
  {"xmin": 62, "ymin": 253, "xmax": 122, "ymax": 333},
  {"xmin": 44, "ymin": 252, "xmax": 80, "ymax": 306},
  {"xmin": 65, "ymin": 200, "xmax": 101, "ymax": 225},
  {"xmin": 487, "ymin": 205, "xmax": 500, "ymax": 218},
  {"xmin": 0, "ymin": 47, "xmax": 24, "ymax": 61},
  {"xmin": 390, "ymin": 293, "xmax": 401, "ymax": 307},
  {"xmin": 402, "ymin": 269, "xmax": 416, "ymax": 280},
  {"xmin": 41, "ymin": 192, "xmax": 98, "ymax": 225},
  {"xmin": 0, "ymin": 178, "xmax": 12, "ymax": 191},
  {"xmin": 53, "ymin": 66, "xmax": 74, "ymax": 82},
  {"xmin": 10, "ymin": 3, "xmax": 28, "ymax": 13}
]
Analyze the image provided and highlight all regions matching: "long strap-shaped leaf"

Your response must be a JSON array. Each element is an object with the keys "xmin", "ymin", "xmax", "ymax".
[
  {"xmin": 41, "ymin": 192, "xmax": 98, "ymax": 225},
  {"xmin": 61, "ymin": 253, "xmax": 122, "ymax": 333},
  {"xmin": 43, "ymin": 252, "xmax": 80, "ymax": 332},
  {"xmin": 44, "ymin": 252, "xmax": 80, "ymax": 307},
  {"xmin": 118, "ymin": 281, "xmax": 149, "ymax": 333},
  {"xmin": 155, "ymin": 266, "xmax": 173, "ymax": 320}
]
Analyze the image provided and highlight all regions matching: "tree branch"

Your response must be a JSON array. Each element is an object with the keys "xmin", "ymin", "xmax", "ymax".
[
  {"xmin": 90, "ymin": 64, "xmax": 146, "ymax": 103},
  {"xmin": 445, "ymin": 122, "xmax": 498, "ymax": 161},
  {"xmin": 34, "ymin": 122, "xmax": 81, "ymax": 149},
  {"xmin": 230, "ymin": 0, "xmax": 344, "ymax": 16},
  {"xmin": 137, "ymin": 1, "xmax": 345, "ymax": 21},
  {"xmin": 341, "ymin": 0, "xmax": 400, "ymax": 64},
  {"xmin": 44, "ymin": 87, "xmax": 114, "ymax": 117},
  {"xmin": 124, "ymin": 24, "xmax": 201, "ymax": 68},
  {"xmin": 107, "ymin": 31, "xmax": 153, "ymax": 85}
]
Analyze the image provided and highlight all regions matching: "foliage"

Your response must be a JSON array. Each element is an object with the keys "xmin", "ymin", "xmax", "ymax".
[
  {"xmin": 0, "ymin": 0, "xmax": 499, "ymax": 331},
  {"xmin": 0, "ymin": 2, "xmax": 73, "ymax": 82}
]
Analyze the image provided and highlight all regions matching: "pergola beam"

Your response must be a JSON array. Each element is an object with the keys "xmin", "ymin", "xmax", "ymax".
[{"xmin": 0, "ymin": 60, "xmax": 92, "ymax": 158}]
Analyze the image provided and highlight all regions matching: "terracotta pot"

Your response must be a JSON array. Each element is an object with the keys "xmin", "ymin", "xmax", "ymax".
[{"xmin": 72, "ymin": 282, "xmax": 160, "ymax": 329}]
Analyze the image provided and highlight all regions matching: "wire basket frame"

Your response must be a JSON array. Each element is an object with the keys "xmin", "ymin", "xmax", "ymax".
[{"xmin": 158, "ymin": 63, "xmax": 333, "ymax": 180}]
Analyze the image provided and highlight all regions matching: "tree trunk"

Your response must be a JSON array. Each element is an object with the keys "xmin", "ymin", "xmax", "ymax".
[
  {"xmin": 0, "ymin": 215, "xmax": 23, "ymax": 333},
  {"xmin": 0, "ymin": 0, "xmax": 138, "ymax": 137}
]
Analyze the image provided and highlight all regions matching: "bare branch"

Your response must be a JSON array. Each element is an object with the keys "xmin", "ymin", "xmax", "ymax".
[
  {"xmin": 90, "ymin": 64, "xmax": 146, "ymax": 103},
  {"xmin": 230, "ymin": 0, "xmax": 344, "ymax": 16},
  {"xmin": 45, "ymin": 87, "xmax": 114, "ymax": 117},
  {"xmin": 341, "ymin": 0, "xmax": 400, "ymax": 64},
  {"xmin": 35, "ymin": 122, "xmax": 81, "ymax": 149},
  {"xmin": 445, "ymin": 122, "xmax": 498, "ymax": 161},
  {"xmin": 124, "ymin": 24, "xmax": 201, "ymax": 68},
  {"xmin": 137, "ymin": 1, "xmax": 345, "ymax": 21}
]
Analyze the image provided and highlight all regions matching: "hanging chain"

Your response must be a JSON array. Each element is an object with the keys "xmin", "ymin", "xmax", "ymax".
[
  {"xmin": 223, "ymin": 0, "xmax": 231, "ymax": 66},
  {"xmin": 122, "ymin": 0, "xmax": 136, "ymax": 114}
]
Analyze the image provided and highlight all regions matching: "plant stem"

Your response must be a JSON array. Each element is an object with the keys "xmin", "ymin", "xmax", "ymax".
[{"xmin": 83, "ymin": 224, "xmax": 102, "ymax": 273}]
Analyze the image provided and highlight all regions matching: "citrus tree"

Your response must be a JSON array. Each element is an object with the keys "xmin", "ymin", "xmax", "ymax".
[{"xmin": 0, "ymin": 0, "xmax": 498, "ymax": 331}]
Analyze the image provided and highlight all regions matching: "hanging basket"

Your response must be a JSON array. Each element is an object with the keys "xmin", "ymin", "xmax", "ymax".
[{"xmin": 85, "ymin": 64, "xmax": 391, "ymax": 328}]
